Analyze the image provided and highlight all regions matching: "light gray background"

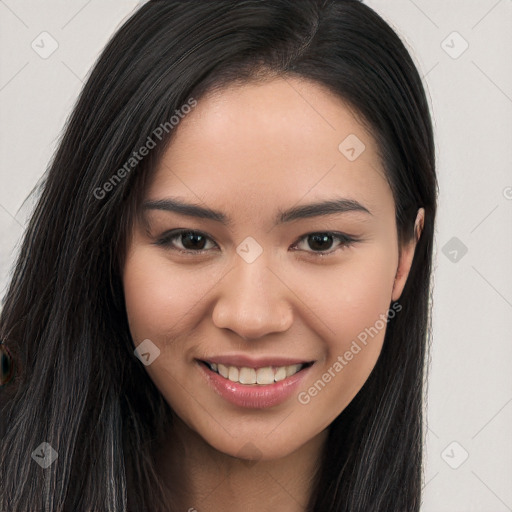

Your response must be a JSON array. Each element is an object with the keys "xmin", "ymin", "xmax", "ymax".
[{"xmin": 1, "ymin": 1, "xmax": 511, "ymax": 510}]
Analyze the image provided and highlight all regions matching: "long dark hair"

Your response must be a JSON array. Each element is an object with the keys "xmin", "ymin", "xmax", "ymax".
[{"xmin": 0, "ymin": 1, "xmax": 437, "ymax": 510}]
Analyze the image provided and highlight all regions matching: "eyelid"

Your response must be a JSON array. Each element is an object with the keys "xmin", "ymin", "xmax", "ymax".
[{"xmin": 153, "ymin": 228, "xmax": 359, "ymax": 256}]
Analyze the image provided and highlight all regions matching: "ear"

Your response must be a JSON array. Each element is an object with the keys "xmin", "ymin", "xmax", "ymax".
[{"xmin": 391, "ymin": 208, "xmax": 425, "ymax": 302}]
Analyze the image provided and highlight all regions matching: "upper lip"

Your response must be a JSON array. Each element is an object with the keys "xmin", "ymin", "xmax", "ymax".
[{"xmin": 198, "ymin": 355, "xmax": 314, "ymax": 369}]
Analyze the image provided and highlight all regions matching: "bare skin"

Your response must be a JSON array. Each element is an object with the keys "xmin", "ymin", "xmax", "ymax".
[{"xmin": 122, "ymin": 75, "xmax": 424, "ymax": 512}]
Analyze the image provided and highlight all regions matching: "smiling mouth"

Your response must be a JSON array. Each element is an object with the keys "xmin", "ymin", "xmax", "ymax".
[{"xmin": 198, "ymin": 360, "xmax": 314, "ymax": 386}]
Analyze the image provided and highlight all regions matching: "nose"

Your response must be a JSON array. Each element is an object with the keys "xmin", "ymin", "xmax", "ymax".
[{"xmin": 211, "ymin": 254, "xmax": 294, "ymax": 341}]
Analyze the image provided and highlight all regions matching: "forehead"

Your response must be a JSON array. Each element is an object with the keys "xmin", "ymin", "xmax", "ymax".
[{"xmin": 146, "ymin": 77, "xmax": 394, "ymax": 220}]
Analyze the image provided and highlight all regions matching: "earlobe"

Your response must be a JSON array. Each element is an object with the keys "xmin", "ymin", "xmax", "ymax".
[{"xmin": 391, "ymin": 208, "xmax": 425, "ymax": 302}]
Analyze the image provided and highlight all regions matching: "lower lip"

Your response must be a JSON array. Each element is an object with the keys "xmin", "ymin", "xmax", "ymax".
[{"xmin": 196, "ymin": 361, "xmax": 313, "ymax": 409}]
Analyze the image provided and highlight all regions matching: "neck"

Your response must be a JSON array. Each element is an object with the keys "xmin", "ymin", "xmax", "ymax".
[{"xmin": 153, "ymin": 416, "xmax": 328, "ymax": 512}]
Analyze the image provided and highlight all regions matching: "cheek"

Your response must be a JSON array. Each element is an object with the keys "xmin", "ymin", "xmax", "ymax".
[
  {"xmin": 122, "ymin": 248, "xmax": 219, "ymax": 343},
  {"xmin": 291, "ymin": 243, "xmax": 397, "ymax": 353}
]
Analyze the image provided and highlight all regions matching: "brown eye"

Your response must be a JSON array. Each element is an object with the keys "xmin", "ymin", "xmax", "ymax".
[
  {"xmin": 178, "ymin": 231, "xmax": 209, "ymax": 250},
  {"xmin": 294, "ymin": 232, "xmax": 357, "ymax": 256},
  {"xmin": 307, "ymin": 233, "xmax": 336, "ymax": 251},
  {"xmin": 154, "ymin": 229, "xmax": 217, "ymax": 253}
]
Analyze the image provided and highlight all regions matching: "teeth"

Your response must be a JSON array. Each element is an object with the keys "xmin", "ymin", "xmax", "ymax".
[
  {"xmin": 228, "ymin": 366, "xmax": 239, "ymax": 382},
  {"xmin": 217, "ymin": 363, "xmax": 229, "ymax": 378},
  {"xmin": 207, "ymin": 362, "xmax": 306, "ymax": 385},
  {"xmin": 256, "ymin": 367, "xmax": 274, "ymax": 385},
  {"xmin": 286, "ymin": 364, "xmax": 302, "ymax": 377},
  {"xmin": 274, "ymin": 366, "xmax": 287, "ymax": 382},
  {"xmin": 239, "ymin": 367, "xmax": 256, "ymax": 384}
]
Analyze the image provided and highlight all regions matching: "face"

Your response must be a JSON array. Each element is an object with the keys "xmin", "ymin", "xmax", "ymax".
[{"xmin": 122, "ymin": 76, "xmax": 421, "ymax": 461}]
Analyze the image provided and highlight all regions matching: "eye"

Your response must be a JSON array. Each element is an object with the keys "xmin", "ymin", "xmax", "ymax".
[
  {"xmin": 293, "ymin": 232, "xmax": 357, "ymax": 257},
  {"xmin": 154, "ymin": 229, "xmax": 218, "ymax": 254}
]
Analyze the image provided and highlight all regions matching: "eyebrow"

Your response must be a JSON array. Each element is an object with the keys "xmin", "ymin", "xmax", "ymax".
[{"xmin": 143, "ymin": 196, "xmax": 372, "ymax": 226}]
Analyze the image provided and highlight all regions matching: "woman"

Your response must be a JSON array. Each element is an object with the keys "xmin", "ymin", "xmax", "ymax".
[{"xmin": 0, "ymin": 1, "xmax": 437, "ymax": 510}]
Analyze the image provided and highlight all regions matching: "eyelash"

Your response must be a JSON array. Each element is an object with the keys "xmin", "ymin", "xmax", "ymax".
[{"xmin": 153, "ymin": 229, "xmax": 359, "ymax": 258}]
